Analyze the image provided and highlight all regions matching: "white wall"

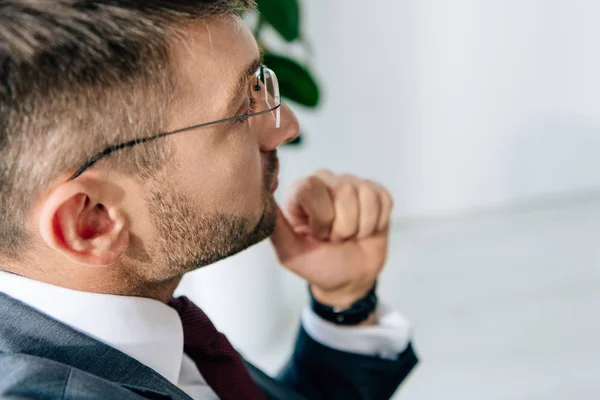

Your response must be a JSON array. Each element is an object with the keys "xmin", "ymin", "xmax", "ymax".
[
  {"xmin": 183, "ymin": 0, "xmax": 600, "ymax": 357},
  {"xmin": 280, "ymin": 0, "xmax": 600, "ymax": 219}
]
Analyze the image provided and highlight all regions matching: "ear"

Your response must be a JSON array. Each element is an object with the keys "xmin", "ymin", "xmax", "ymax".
[{"xmin": 38, "ymin": 177, "xmax": 130, "ymax": 266}]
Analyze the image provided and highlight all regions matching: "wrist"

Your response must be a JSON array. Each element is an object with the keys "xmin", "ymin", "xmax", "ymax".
[
  {"xmin": 309, "ymin": 281, "xmax": 378, "ymax": 326},
  {"xmin": 310, "ymin": 282, "xmax": 376, "ymax": 309}
]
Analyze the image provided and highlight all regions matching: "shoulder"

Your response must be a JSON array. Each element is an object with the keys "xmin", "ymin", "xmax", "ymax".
[
  {"xmin": 0, "ymin": 352, "xmax": 71, "ymax": 398},
  {"xmin": 0, "ymin": 353, "xmax": 146, "ymax": 400}
]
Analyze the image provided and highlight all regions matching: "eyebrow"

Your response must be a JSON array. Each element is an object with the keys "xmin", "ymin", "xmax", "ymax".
[{"xmin": 227, "ymin": 56, "xmax": 263, "ymax": 112}]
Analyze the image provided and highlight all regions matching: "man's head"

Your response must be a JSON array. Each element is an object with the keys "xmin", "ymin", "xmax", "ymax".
[{"xmin": 0, "ymin": 0, "xmax": 299, "ymax": 297}]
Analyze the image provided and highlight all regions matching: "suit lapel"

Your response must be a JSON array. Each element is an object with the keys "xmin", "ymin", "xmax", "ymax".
[{"xmin": 0, "ymin": 292, "xmax": 192, "ymax": 400}]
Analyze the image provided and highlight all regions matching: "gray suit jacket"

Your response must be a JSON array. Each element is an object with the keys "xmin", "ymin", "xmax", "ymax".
[{"xmin": 0, "ymin": 292, "xmax": 418, "ymax": 399}]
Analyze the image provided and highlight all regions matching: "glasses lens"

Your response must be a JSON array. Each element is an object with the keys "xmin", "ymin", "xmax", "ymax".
[
  {"xmin": 254, "ymin": 65, "xmax": 281, "ymax": 128},
  {"xmin": 264, "ymin": 73, "xmax": 276, "ymax": 100},
  {"xmin": 261, "ymin": 68, "xmax": 279, "ymax": 105}
]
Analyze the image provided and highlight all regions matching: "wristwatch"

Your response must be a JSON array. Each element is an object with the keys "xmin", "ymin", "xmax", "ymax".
[{"xmin": 309, "ymin": 282, "xmax": 378, "ymax": 326}]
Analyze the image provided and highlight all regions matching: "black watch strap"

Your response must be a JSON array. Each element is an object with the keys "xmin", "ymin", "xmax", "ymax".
[{"xmin": 309, "ymin": 282, "xmax": 378, "ymax": 326}]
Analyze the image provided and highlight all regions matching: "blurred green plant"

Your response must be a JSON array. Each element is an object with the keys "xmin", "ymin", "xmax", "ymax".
[{"xmin": 246, "ymin": 0, "xmax": 321, "ymax": 145}]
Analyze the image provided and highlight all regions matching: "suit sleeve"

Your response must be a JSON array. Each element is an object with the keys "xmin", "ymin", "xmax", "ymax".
[{"xmin": 276, "ymin": 322, "xmax": 418, "ymax": 400}]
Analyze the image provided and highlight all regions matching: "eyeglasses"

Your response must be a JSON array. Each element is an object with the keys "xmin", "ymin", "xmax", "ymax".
[{"xmin": 68, "ymin": 64, "xmax": 281, "ymax": 181}]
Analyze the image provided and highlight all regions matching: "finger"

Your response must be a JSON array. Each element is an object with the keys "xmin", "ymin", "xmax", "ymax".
[
  {"xmin": 329, "ymin": 178, "xmax": 360, "ymax": 242},
  {"xmin": 357, "ymin": 180, "xmax": 382, "ymax": 239},
  {"xmin": 285, "ymin": 176, "xmax": 334, "ymax": 240},
  {"xmin": 313, "ymin": 171, "xmax": 362, "ymax": 242},
  {"xmin": 371, "ymin": 182, "xmax": 394, "ymax": 232},
  {"xmin": 269, "ymin": 204, "xmax": 305, "ymax": 263},
  {"xmin": 313, "ymin": 169, "xmax": 335, "ymax": 182}
]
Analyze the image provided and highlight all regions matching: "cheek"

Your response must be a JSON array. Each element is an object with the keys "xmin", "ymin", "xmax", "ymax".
[
  {"xmin": 213, "ymin": 146, "xmax": 263, "ymax": 209},
  {"xmin": 171, "ymin": 131, "xmax": 264, "ymax": 215}
]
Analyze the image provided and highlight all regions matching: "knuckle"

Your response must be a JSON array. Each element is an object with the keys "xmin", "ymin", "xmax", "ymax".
[
  {"xmin": 313, "ymin": 168, "xmax": 333, "ymax": 177},
  {"xmin": 358, "ymin": 182, "xmax": 378, "ymax": 200},
  {"xmin": 297, "ymin": 176, "xmax": 322, "ymax": 194},
  {"xmin": 339, "ymin": 173, "xmax": 357, "ymax": 181},
  {"xmin": 333, "ymin": 181, "xmax": 357, "ymax": 197}
]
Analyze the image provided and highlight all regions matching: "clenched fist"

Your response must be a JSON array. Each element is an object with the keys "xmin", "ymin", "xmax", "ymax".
[{"xmin": 269, "ymin": 170, "xmax": 394, "ymax": 309}]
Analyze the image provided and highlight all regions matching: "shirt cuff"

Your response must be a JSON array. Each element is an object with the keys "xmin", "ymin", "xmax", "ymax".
[{"xmin": 301, "ymin": 303, "xmax": 412, "ymax": 360}]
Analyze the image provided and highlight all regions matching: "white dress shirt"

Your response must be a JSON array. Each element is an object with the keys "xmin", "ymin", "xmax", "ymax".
[{"xmin": 0, "ymin": 271, "xmax": 411, "ymax": 399}]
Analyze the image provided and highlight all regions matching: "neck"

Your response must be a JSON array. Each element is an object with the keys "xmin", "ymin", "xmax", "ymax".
[{"xmin": 2, "ymin": 263, "xmax": 182, "ymax": 303}]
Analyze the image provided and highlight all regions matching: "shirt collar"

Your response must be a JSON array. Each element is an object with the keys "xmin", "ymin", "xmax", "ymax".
[{"xmin": 0, "ymin": 271, "xmax": 184, "ymax": 384}]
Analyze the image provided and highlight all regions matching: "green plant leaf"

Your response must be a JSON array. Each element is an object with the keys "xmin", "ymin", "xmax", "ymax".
[
  {"xmin": 285, "ymin": 133, "xmax": 303, "ymax": 146},
  {"xmin": 257, "ymin": 0, "xmax": 300, "ymax": 42},
  {"xmin": 264, "ymin": 53, "xmax": 320, "ymax": 107}
]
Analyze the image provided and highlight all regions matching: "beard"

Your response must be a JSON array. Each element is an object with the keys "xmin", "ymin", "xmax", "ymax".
[{"xmin": 142, "ymin": 152, "xmax": 279, "ymax": 281}]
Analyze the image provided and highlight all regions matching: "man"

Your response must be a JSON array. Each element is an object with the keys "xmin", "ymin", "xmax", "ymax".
[{"xmin": 0, "ymin": 1, "xmax": 417, "ymax": 399}]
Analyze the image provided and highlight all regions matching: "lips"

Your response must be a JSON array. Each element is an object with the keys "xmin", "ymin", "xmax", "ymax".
[{"xmin": 270, "ymin": 177, "xmax": 279, "ymax": 193}]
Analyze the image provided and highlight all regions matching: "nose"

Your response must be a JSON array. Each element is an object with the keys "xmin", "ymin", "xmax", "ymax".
[{"xmin": 259, "ymin": 103, "xmax": 300, "ymax": 151}]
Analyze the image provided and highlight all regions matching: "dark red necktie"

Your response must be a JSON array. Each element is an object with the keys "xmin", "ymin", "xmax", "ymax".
[{"xmin": 169, "ymin": 296, "xmax": 265, "ymax": 400}]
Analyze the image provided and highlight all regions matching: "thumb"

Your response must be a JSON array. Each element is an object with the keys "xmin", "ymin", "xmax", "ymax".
[{"xmin": 269, "ymin": 204, "xmax": 306, "ymax": 263}]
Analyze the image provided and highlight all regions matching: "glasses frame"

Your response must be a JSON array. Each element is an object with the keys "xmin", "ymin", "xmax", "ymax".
[{"xmin": 68, "ymin": 64, "xmax": 281, "ymax": 181}]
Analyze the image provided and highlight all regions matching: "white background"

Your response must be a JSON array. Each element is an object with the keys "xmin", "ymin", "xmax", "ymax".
[
  {"xmin": 283, "ymin": 0, "xmax": 600, "ymax": 218},
  {"xmin": 181, "ymin": 1, "xmax": 600, "ymax": 399}
]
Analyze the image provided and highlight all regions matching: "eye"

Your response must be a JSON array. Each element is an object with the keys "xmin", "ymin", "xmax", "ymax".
[{"xmin": 237, "ymin": 97, "xmax": 258, "ymax": 124}]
